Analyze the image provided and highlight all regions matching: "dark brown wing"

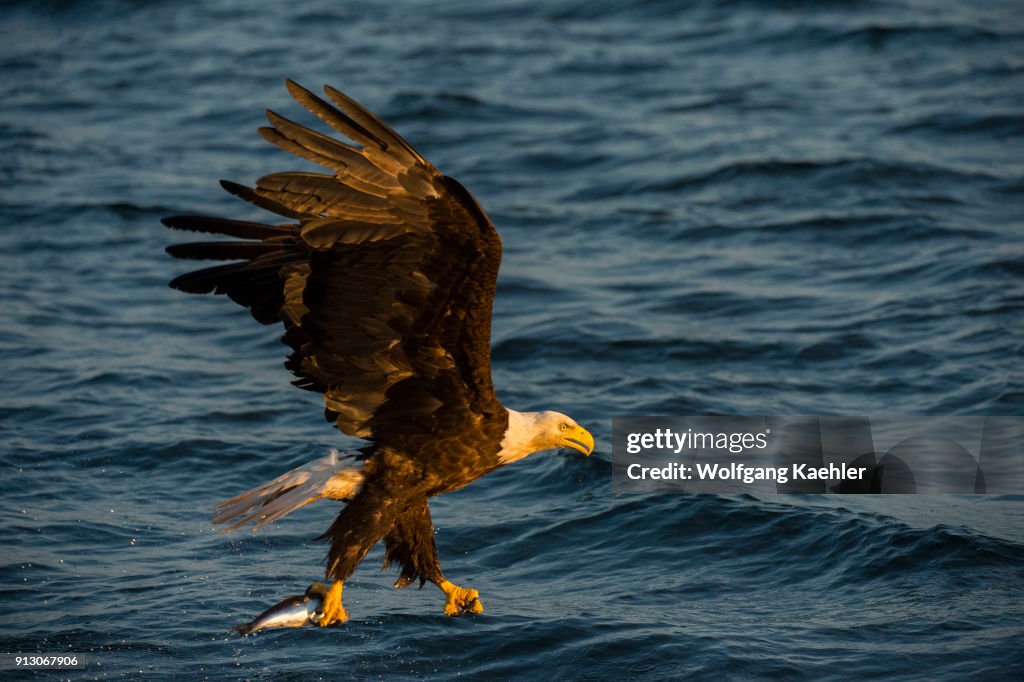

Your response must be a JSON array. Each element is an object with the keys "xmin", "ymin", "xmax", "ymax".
[{"xmin": 165, "ymin": 81, "xmax": 503, "ymax": 444}]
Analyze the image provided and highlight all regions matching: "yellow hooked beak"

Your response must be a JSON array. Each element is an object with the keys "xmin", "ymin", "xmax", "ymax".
[{"xmin": 560, "ymin": 426, "xmax": 595, "ymax": 456}]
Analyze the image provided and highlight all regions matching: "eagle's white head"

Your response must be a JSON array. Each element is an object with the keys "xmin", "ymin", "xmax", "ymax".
[{"xmin": 497, "ymin": 409, "xmax": 595, "ymax": 464}]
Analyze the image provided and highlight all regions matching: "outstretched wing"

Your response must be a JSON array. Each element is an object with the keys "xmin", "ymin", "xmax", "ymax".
[{"xmin": 165, "ymin": 81, "xmax": 504, "ymax": 443}]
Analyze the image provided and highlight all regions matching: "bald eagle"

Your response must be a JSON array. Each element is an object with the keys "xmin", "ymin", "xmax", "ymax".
[{"xmin": 165, "ymin": 81, "xmax": 594, "ymax": 625}]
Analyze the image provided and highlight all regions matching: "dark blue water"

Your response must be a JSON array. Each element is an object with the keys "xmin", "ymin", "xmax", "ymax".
[{"xmin": 2, "ymin": 0, "xmax": 1023, "ymax": 679}]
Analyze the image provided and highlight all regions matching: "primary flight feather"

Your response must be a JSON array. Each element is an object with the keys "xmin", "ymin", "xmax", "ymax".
[{"xmin": 165, "ymin": 80, "xmax": 594, "ymax": 626}]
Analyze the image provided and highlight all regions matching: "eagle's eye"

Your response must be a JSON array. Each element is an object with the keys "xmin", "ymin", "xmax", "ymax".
[{"xmin": 559, "ymin": 423, "xmax": 569, "ymax": 431}]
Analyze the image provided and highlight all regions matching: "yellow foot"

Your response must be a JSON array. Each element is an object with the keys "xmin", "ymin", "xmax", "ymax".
[
  {"xmin": 306, "ymin": 580, "xmax": 349, "ymax": 626},
  {"xmin": 439, "ymin": 579, "xmax": 484, "ymax": 617}
]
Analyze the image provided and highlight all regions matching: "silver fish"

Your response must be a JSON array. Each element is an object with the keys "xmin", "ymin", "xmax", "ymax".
[{"xmin": 233, "ymin": 593, "xmax": 323, "ymax": 635}]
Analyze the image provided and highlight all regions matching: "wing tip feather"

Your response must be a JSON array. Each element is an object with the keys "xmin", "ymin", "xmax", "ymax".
[{"xmin": 220, "ymin": 179, "xmax": 244, "ymax": 195}]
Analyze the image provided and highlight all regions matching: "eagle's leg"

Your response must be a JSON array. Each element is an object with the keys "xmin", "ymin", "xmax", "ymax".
[
  {"xmin": 312, "ymin": 476, "xmax": 404, "ymax": 626},
  {"xmin": 383, "ymin": 498, "xmax": 484, "ymax": 616}
]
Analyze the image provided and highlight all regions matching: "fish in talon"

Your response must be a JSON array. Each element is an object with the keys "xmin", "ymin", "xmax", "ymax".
[{"xmin": 233, "ymin": 593, "xmax": 324, "ymax": 635}]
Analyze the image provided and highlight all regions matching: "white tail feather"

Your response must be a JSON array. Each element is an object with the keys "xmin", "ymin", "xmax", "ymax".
[{"xmin": 213, "ymin": 449, "xmax": 365, "ymax": 533}]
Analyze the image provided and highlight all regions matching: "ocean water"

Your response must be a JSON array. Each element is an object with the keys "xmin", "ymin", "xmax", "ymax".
[{"xmin": 2, "ymin": 0, "xmax": 1023, "ymax": 679}]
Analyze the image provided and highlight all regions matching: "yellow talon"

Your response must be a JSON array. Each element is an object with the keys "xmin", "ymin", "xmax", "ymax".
[
  {"xmin": 439, "ymin": 580, "xmax": 484, "ymax": 616},
  {"xmin": 306, "ymin": 580, "xmax": 349, "ymax": 626}
]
